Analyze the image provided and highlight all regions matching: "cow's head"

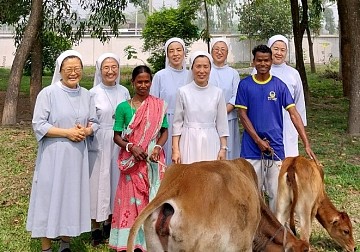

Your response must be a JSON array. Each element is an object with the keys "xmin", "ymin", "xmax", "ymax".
[
  {"xmin": 284, "ymin": 239, "xmax": 310, "ymax": 252},
  {"xmin": 283, "ymin": 227, "xmax": 310, "ymax": 252},
  {"xmin": 328, "ymin": 212, "xmax": 355, "ymax": 252}
]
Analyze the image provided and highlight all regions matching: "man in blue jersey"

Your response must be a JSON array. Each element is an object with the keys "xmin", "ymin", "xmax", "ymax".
[{"xmin": 235, "ymin": 44, "xmax": 317, "ymax": 213}]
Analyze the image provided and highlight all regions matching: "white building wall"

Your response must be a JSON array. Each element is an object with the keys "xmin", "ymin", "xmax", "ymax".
[
  {"xmin": 0, "ymin": 34, "xmax": 340, "ymax": 68},
  {"xmin": 0, "ymin": 34, "xmax": 17, "ymax": 67}
]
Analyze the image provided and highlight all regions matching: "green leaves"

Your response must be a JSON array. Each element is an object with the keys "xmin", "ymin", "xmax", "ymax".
[
  {"xmin": 237, "ymin": 0, "xmax": 293, "ymax": 41},
  {"xmin": 142, "ymin": 6, "xmax": 199, "ymax": 72},
  {"xmin": 0, "ymin": 0, "xmax": 30, "ymax": 25}
]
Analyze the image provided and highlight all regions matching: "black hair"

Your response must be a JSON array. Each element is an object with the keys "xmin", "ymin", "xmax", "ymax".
[
  {"xmin": 60, "ymin": 55, "xmax": 83, "ymax": 71},
  {"xmin": 167, "ymin": 41, "xmax": 185, "ymax": 54},
  {"xmin": 191, "ymin": 55, "xmax": 211, "ymax": 69},
  {"xmin": 252, "ymin": 45, "xmax": 272, "ymax": 59},
  {"xmin": 131, "ymin": 65, "xmax": 152, "ymax": 81}
]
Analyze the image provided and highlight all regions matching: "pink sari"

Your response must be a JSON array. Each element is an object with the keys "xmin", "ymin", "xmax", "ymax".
[{"xmin": 109, "ymin": 95, "xmax": 167, "ymax": 251}]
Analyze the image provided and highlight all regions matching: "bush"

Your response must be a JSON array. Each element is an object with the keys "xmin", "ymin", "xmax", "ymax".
[
  {"xmin": 321, "ymin": 58, "xmax": 341, "ymax": 81},
  {"xmin": 142, "ymin": 5, "xmax": 199, "ymax": 72}
]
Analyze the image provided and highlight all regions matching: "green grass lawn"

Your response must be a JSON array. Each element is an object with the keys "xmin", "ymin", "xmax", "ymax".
[{"xmin": 0, "ymin": 66, "xmax": 359, "ymax": 251}]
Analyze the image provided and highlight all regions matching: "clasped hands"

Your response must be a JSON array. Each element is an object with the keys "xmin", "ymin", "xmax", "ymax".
[{"xmin": 67, "ymin": 124, "xmax": 93, "ymax": 142}]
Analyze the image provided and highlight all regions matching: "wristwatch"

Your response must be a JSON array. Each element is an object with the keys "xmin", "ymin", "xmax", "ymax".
[{"xmin": 221, "ymin": 146, "xmax": 229, "ymax": 151}]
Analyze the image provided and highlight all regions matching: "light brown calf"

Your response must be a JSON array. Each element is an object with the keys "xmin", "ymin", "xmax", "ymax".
[
  {"xmin": 127, "ymin": 159, "xmax": 261, "ymax": 252},
  {"xmin": 235, "ymin": 159, "xmax": 310, "ymax": 252},
  {"xmin": 276, "ymin": 156, "xmax": 355, "ymax": 252}
]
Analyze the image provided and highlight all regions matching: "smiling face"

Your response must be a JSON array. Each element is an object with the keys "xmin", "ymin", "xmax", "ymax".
[
  {"xmin": 271, "ymin": 40, "xmax": 287, "ymax": 65},
  {"xmin": 211, "ymin": 41, "xmax": 228, "ymax": 67},
  {"xmin": 60, "ymin": 57, "xmax": 83, "ymax": 89},
  {"xmin": 167, "ymin": 41, "xmax": 185, "ymax": 69},
  {"xmin": 101, "ymin": 57, "xmax": 119, "ymax": 86},
  {"xmin": 192, "ymin": 56, "xmax": 211, "ymax": 86},
  {"xmin": 132, "ymin": 72, "xmax": 152, "ymax": 98},
  {"xmin": 253, "ymin": 51, "xmax": 272, "ymax": 75}
]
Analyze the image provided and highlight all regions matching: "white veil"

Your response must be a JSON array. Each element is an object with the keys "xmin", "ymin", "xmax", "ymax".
[
  {"xmin": 51, "ymin": 50, "xmax": 83, "ymax": 85},
  {"xmin": 93, "ymin": 52, "xmax": 121, "ymax": 87}
]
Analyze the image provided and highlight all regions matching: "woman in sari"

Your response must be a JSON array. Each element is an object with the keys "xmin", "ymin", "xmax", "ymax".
[{"xmin": 109, "ymin": 65, "xmax": 168, "ymax": 252}]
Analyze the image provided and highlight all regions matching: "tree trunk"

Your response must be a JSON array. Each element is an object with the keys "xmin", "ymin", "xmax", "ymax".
[
  {"xmin": 290, "ymin": 0, "xmax": 310, "ymax": 104},
  {"xmin": 338, "ymin": 1, "xmax": 351, "ymax": 98},
  {"xmin": 1, "ymin": 0, "xmax": 43, "ymax": 125},
  {"xmin": 306, "ymin": 27, "xmax": 316, "ymax": 73},
  {"xmin": 30, "ymin": 37, "xmax": 43, "ymax": 115},
  {"xmin": 204, "ymin": 0, "xmax": 210, "ymax": 53},
  {"xmin": 347, "ymin": 0, "xmax": 360, "ymax": 136}
]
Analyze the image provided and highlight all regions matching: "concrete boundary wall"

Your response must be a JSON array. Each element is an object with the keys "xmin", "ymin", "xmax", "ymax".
[{"xmin": 0, "ymin": 34, "xmax": 339, "ymax": 68}]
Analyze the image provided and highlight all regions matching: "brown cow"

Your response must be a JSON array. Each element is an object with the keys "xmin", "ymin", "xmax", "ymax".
[
  {"xmin": 276, "ymin": 156, "xmax": 355, "ymax": 252},
  {"xmin": 127, "ymin": 159, "xmax": 262, "ymax": 251}
]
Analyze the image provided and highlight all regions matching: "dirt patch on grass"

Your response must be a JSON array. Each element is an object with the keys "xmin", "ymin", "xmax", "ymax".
[{"xmin": 0, "ymin": 91, "xmax": 32, "ymax": 124}]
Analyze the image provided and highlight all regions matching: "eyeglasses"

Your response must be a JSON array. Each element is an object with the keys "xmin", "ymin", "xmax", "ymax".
[
  {"xmin": 213, "ymin": 48, "xmax": 228, "ymax": 54},
  {"xmin": 63, "ymin": 67, "xmax": 82, "ymax": 74},
  {"xmin": 102, "ymin": 65, "xmax": 119, "ymax": 72}
]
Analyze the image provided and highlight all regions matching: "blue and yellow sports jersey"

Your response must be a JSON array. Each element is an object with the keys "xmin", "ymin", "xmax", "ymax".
[{"xmin": 235, "ymin": 75, "xmax": 295, "ymax": 160}]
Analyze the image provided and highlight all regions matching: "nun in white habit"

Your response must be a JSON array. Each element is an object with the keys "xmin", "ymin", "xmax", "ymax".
[
  {"xmin": 209, "ymin": 37, "xmax": 241, "ymax": 160},
  {"xmin": 26, "ymin": 50, "xmax": 99, "ymax": 251},
  {"xmin": 252, "ymin": 35, "xmax": 307, "ymax": 157},
  {"xmin": 88, "ymin": 53, "xmax": 130, "ymax": 244},
  {"xmin": 150, "ymin": 37, "xmax": 189, "ymax": 165},
  {"xmin": 172, "ymin": 51, "xmax": 229, "ymax": 164}
]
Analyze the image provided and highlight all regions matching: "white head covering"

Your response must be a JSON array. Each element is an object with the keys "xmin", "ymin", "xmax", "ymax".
[
  {"xmin": 164, "ymin": 37, "xmax": 186, "ymax": 69},
  {"xmin": 51, "ymin": 50, "xmax": 82, "ymax": 85},
  {"xmin": 210, "ymin": 37, "xmax": 230, "ymax": 51},
  {"xmin": 186, "ymin": 51, "xmax": 213, "ymax": 84},
  {"xmin": 93, "ymin": 53, "xmax": 121, "ymax": 87},
  {"xmin": 267, "ymin": 34, "xmax": 289, "ymax": 49},
  {"xmin": 210, "ymin": 37, "xmax": 230, "ymax": 65}
]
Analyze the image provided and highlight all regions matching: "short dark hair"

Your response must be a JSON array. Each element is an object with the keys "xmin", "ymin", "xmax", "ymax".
[
  {"xmin": 131, "ymin": 65, "xmax": 152, "ymax": 81},
  {"xmin": 191, "ymin": 55, "xmax": 211, "ymax": 69},
  {"xmin": 252, "ymin": 45, "xmax": 272, "ymax": 59}
]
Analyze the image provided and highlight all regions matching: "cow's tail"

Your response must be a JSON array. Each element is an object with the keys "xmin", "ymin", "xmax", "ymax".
[
  {"xmin": 127, "ymin": 173, "xmax": 182, "ymax": 251},
  {"xmin": 286, "ymin": 157, "xmax": 298, "ymax": 235}
]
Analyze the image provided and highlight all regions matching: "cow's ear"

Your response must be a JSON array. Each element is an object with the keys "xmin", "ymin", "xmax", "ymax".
[{"xmin": 331, "ymin": 215, "xmax": 340, "ymax": 225}]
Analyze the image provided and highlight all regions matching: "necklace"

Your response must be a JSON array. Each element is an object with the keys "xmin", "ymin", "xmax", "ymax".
[
  {"xmin": 65, "ymin": 89, "xmax": 81, "ymax": 125},
  {"xmin": 130, "ymin": 98, "xmax": 141, "ymax": 110},
  {"xmin": 103, "ymin": 85, "xmax": 118, "ymax": 119},
  {"xmin": 130, "ymin": 98, "xmax": 137, "ymax": 118}
]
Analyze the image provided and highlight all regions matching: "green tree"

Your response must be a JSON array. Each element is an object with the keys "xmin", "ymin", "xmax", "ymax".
[
  {"xmin": 214, "ymin": 0, "xmax": 238, "ymax": 33},
  {"xmin": 179, "ymin": 0, "xmax": 227, "ymax": 52},
  {"xmin": 1, "ymin": 0, "xmax": 130, "ymax": 125},
  {"xmin": 339, "ymin": 0, "xmax": 360, "ymax": 135},
  {"xmin": 290, "ymin": 0, "xmax": 322, "ymax": 102},
  {"xmin": 1, "ymin": 0, "xmax": 42, "ymax": 125},
  {"xmin": 306, "ymin": 1, "xmax": 323, "ymax": 73},
  {"xmin": 324, "ymin": 7, "xmax": 336, "ymax": 34},
  {"xmin": 24, "ymin": 31, "xmax": 72, "ymax": 76},
  {"xmin": 237, "ymin": 0, "xmax": 293, "ymax": 41},
  {"xmin": 338, "ymin": 0, "xmax": 351, "ymax": 97},
  {"xmin": 0, "ymin": 0, "xmax": 29, "ymax": 25},
  {"xmin": 142, "ymin": 5, "xmax": 199, "ymax": 72},
  {"xmin": 195, "ymin": 2, "xmax": 216, "ymax": 35}
]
